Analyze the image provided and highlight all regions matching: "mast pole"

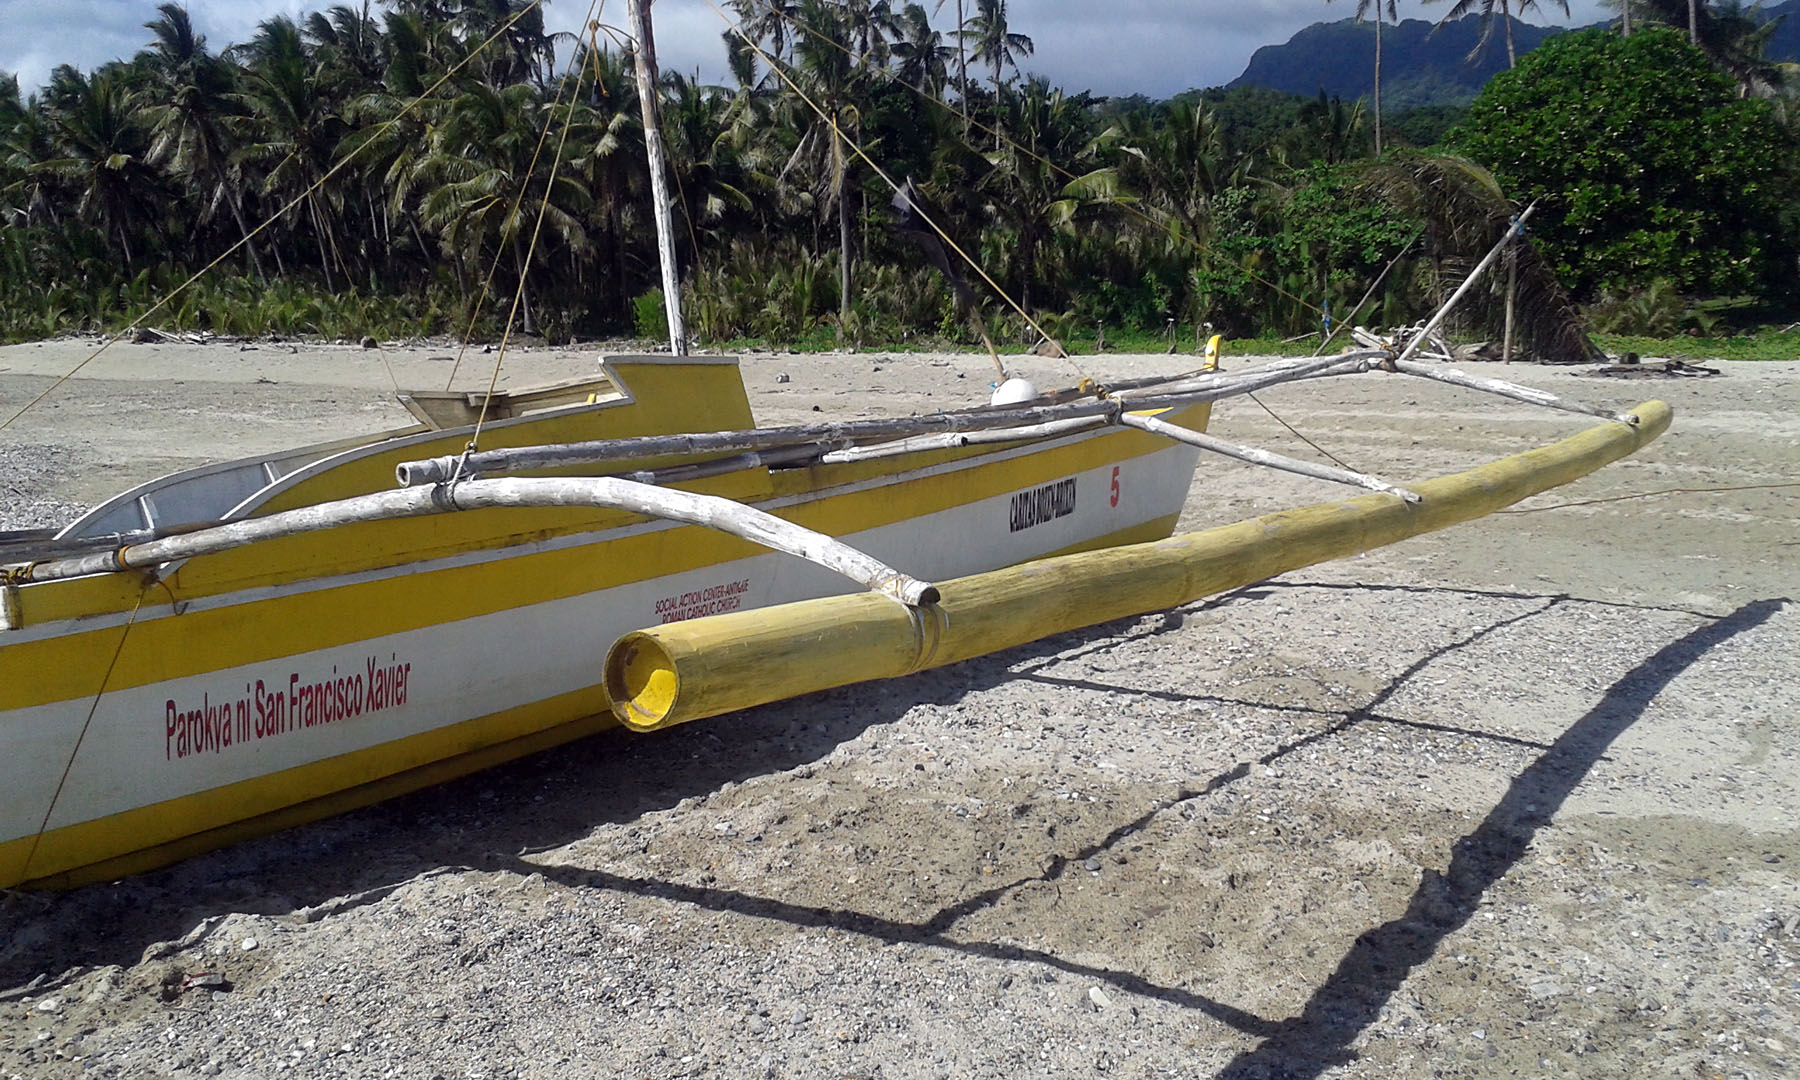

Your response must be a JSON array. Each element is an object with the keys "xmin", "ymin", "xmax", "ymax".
[{"xmin": 628, "ymin": 0, "xmax": 688, "ymax": 355}]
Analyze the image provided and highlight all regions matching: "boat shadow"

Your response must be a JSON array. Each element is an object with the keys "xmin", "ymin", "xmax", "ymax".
[{"xmin": 1, "ymin": 589, "xmax": 1784, "ymax": 1055}]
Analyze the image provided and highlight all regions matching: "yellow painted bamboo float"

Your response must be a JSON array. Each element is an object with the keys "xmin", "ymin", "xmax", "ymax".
[{"xmin": 605, "ymin": 400, "xmax": 1671, "ymax": 731}]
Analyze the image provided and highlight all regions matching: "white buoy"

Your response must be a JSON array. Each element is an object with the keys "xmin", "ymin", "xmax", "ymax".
[{"xmin": 989, "ymin": 377, "xmax": 1039, "ymax": 406}]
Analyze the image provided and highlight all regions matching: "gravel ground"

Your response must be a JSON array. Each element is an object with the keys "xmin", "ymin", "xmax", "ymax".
[{"xmin": 1, "ymin": 338, "xmax": 1795, "ymax": 1080}]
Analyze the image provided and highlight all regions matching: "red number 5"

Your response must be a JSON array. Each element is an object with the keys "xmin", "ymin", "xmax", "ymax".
[{"xmin": 1110, "ymin": 466, "xmax": 1120, "ymax": 507}]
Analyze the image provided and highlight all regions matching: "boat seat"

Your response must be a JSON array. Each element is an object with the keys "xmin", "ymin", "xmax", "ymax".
[{"xmin": 398, "ymin": 375, "xmax": 621, "ymax": 429}]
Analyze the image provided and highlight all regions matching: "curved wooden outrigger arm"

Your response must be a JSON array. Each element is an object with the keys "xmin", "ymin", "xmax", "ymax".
[{"xmin": 13, "ymin": 477, "xmax": 939, "ymax": 607}]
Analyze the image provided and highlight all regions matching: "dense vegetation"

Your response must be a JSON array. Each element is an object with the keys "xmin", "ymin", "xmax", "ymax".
[
  {"xmin": 1, "ymin": 1, "xmax": 1796, "ymax": 349},
  {"xmin": 1453, "ymin": 27, "xmax": 1798, "ymax": 300}
]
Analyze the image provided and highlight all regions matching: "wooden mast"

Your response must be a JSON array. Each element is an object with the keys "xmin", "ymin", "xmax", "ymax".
[{"xmin": 628, "ymin": 0, "xmax": 688, "ymax": 355}]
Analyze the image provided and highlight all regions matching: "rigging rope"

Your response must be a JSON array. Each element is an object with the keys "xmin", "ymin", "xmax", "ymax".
[
  {"xmin": 444, "ymin": 2, "xmax": 606, "ymax": 393},
  {"xmin": 463, "ymin": 0, "xmax": 607, "ymax": 459},
  {"xmin": 704, "ymin": 0, "xmax": 1090, "ymax": 384},
  {"xmin": 727, "ymin": 0, "xmax": 1332, "ymax": 324},
  {"xmin": 1244, "ymin": 392, "xmax": 1354, "ymax": 471},
  {"xmin": 21, "ymin": 583, "xmax": 149, "ymax": 883},
  {"xmin": 1496, "ymin": 482, "xmax": 1800, "ymax": 514},
  {"xmin": 1, "ymin": 0, "xmax": 552, "ymax": 433}
]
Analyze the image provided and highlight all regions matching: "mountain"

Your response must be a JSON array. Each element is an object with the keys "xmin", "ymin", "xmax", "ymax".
[
  {"xmin": 1228, "ymin": 7, "xmax": 1800, "ymax": 111},
  {"xmin": 1766, "ymin": 0, "xmax": 1800, "ymax": 63},
  {"xmin": 1227, "ymin": 16, "xmax": 1565, "ymax": 110}
]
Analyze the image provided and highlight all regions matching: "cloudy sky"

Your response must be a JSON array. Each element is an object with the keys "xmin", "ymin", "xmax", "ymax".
[{"xmin": 2, "ymin": 0, "xmax": 1612, "ymax": 100}]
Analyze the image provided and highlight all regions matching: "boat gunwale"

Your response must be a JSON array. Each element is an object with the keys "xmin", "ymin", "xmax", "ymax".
[{"xmin": 3, "ymin": 407, "xmax": 1208, "ymax": 635}]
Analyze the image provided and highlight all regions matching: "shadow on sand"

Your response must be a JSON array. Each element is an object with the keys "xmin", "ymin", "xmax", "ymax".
[
  {"xmin": 1211, "ymin": 596, "xmax": 1786, "ymax": 1079},
  {"xmin": 1, "ymin": 588, "xmax": 1782, "ymax": 1059}
]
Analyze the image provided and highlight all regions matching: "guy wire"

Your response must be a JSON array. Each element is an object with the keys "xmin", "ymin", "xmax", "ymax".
[
  {"xmin": 1, "ymin": 0, "xmax": 554, "ymax": 433},
  {"xmin": 730, "ymin": 0, "xmax": 1331, "ymax": 324},
  {"xmin": 705, "ymin": 0, "xmax": 1090, "ymax": 383}
]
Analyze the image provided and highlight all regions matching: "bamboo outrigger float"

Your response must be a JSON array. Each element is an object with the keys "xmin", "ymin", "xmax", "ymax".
[{"xmin": 606, "ymin": 398, "xmax": 1671, "ymax": 731}]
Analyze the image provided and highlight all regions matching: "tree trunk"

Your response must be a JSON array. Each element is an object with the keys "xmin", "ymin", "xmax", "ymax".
[
  {"xmin": 1622, "ymin": 0, "xmax": 1632, "ymax": 37},
  {"xmin": 513, "ymin": 236, "xmax": 537, "ymax": 337},
  {"xmin": 992, "ymin": 60, "xmax": 1003, "ymax": 146},
  {"xmin": 217, "ymin": 161, "xmax": 267, "ymax": 285},
  {"xmin": 1504, "ymin": 2, "xmax": 1517, "ymax": 69},
  {"xmin": 1021, "ymin": 231, "xmax": 1033, "ymax": 315},
  {"xmin": 955, "ymin": 0, "xmax": 969, "ymax": 125},
  {"xmin": 1373, "ymin": 10, "xmax": 1383, "ymax": 156},
  {"xmin": 308, "ymin": 194, "xmax": 335, "ymax": 292},
  {"xmin": 836, "ymin": 130, "xmax": 851, "ymax": 341},
  {"xmin": 1502, "ymin": 239, "xmax": 1517, "ymax": 363},
  {"xmin": 1688, "ymin": 0, "xmax": 1699, "ymax": 45}
]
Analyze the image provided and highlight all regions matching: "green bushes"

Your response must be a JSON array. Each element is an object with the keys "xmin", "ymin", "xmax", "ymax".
[{"xmin": 680, "ymin": 243, "xmax": 955, "ymax": 348}]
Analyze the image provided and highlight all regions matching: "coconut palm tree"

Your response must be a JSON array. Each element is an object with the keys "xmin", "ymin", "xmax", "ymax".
[
  {"xmin": 1098, "ymin": 100, "xmax": 1248, "ymax": 248},
  {"xmin": 236, "ymin": 17, "xmax": 351, "ymax": 287},
  {"xmin": 840, "ymin": 0, "xmax": 901, "ymax": 66},
  {"xmin": 660, "ymin": 72, "xmax": 755, "ymax": 261},
  {"xmin": 304, "ymin": 2, "xmax": 387, "ymax": 90},
  {"xmin": 1424, "ymin": 0, "xmax": 1572, "ymax": 68},
  {"xmin": 978, "ymin": 77, "xmax": 1099, "ymax": 313},
  {"xmin": 933, "ymin": 0, "xmax": 970, "ymax": 120},
  {"xmin": 1359, "ymin": 154, "xmax": 1604, "ymax": 362},
  {"xmin": 139, "ymin": 3, "xmax": 269, "ymax": 281},
  {"xmin": 35, "ymin": 64, "xmax": 163, "ymax": 267},
  {"xmin": 416, "ymin": 80, "xmax": 594, "ymax": 334},
  {"xmin": 727, "ymin": 0, "xmax": 802, "ymax": 65},
  {"xmin": 958, "ymin": 0, "xmax": 1033, "ymax": 137},
  {"xmin": 891, "ymin": 4, "xmax": 952, "ymax": 95},
  {"xmin": 784, "ymin": 0, "xmax": 865, "ymax": 335},
  {"xmin": 1628, "ymin": 0, "xmax": 1786, "ymax": 95},
  {"xmin": 451, "ymin": 0, "xmax": 556, "ymax": 89},
  {"xmin": 0, "ymin": 72, "xmax": 56, "ymax": 229},
  {"xmin": 1328, "ymin": 0, "xmax": 1396, "ymax": 155}
]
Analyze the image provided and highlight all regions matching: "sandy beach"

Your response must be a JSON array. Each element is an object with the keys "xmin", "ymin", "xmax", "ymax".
[{"xmin": 1, "ymin": 336, "xmax": 1795, "ymax": 1079}]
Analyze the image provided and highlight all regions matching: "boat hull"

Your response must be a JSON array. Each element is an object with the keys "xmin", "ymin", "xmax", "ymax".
[{"xmin": 1, "ymin": 416, "xmax": 1204, "ymax": 889}]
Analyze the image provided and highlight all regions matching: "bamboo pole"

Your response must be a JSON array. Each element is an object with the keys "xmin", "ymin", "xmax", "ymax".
[
  {"xmin": 21, "ymin": 478, "xmax": 938, "ymax": 605},
  {"xmin": 1116, "ymin": 412, "xmax": 1421, "ymax": 502},
  {"xmin": 1502, "ymin": 238, "xmax": 1517, "ymax": 363},
  {"xmin": 1389, "ymin": 360, "xmax": 1636, "ymax": 425},
  {"xmin": 628, "ymin": 0, "xmax": 687, "ymax": 356},
  {"xmin": 604, "ymin": 401, "xmax": 1673, "ymax": 732},
  {"xmin": 1393, "ymin": 203, "xmax": 1536, "ymax": 367},
  {"xmin": 818, "ymin": 416, "xmax": 1107, "ymax": 464},
  {"xmin": 396, "ymin": 353, "xmax": 1382, "ymax": 485}
]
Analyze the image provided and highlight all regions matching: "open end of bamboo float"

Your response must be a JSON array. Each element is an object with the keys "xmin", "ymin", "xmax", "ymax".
[{"xmin": 605, "ymin": 633, "xmax": 681, "ymax": 731}]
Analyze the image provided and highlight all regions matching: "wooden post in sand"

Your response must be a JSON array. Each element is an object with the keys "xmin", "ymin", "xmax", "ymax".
[{"xmin": 1503, "ymin": 233, "xmax": 1518, "ymax": 363}]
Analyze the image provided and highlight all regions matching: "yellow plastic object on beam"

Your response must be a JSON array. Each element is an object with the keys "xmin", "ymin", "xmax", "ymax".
[{"xmin": 606, "ymin": 401, "xmax": 1672, "ymax": 732}]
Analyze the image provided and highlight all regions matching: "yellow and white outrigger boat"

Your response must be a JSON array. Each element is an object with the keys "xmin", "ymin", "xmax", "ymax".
[
  {"xmin": 1, "ymin": 348, "xmax": 1222, "ymax": 890},
  {"xmin": 0, "ymin": 336, "xmax": 1669, "ymax": 891}
]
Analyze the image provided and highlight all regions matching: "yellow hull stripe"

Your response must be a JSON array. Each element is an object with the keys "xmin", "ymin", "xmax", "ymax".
[
  {"xmin": 10, "ymin": 417, "xmax": 1203, "ymax": 710},
  {"xmin": 0, "ymin": 686, "xmax": 613, "ymax": 890},
  {"xmin": 4, "ymin": 513, "xmax": 1182, "ymax": 890}
]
